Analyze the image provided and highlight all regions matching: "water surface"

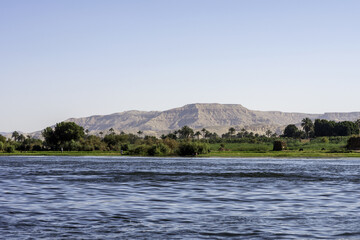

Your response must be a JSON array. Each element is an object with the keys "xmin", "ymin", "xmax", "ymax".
[{"xmin": 1, "ymin": 156, "xmax": 360, "ymax": 239}]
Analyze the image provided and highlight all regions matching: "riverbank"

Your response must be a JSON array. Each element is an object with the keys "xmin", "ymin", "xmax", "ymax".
[{"xmin": 1, "ymin": 150, "xmax": 360, "ymax": 158}]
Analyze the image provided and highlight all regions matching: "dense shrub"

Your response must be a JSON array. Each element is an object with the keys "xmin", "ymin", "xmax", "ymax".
[
  {"xmin": 347, "ymin": 137, "xmax": 360, "ymax": 150},
  {"xmin": 6, "ymin": 145, "xmax": 15, "ymax": 153},
  {"xmin": 103, "ymin": 134, "xmax": 129, "ymax": 150},
  {"xmin": 147, "ymin": 145, "xmax": 160, "ymax": 156},
  {"xmin": 32, "ymin": 145, "xmax": 43, "ymax": 151},
  {"xmin": 129, "ymin": 145, "xmax": 150, "ymax": 155},
  {"xmin": 120, "ymin": 144, "xmax": 129, "ymax": 151},
  {"xmin": 273, "ymin": 141, "xmax": 287, "ymax": 151},
  {"xmin": 163, "ymin": 138, "xmax": 178, "ymax": 151},
  {"xmin": 80, "ymin": 135, "xmax": 107, "ymax": 151},
  {"xmin": 177, "ymin": 142, "xmax": 210, "ymax": 156},
  {"xmin": 158, "ymin": 143, "xmax": 170, "ymax": 154},
  {"xmin": 144, "ymin": 143, "xmax": 170, "ymax": 156},
  {"xmin": 63, "ymin": 140, "xmax": 82, "ymax": 151}
]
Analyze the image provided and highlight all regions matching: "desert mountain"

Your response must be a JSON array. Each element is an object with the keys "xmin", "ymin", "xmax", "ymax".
[{"xmin": 65, "ymin": 103, "xmax": 360, "ymax": 136}]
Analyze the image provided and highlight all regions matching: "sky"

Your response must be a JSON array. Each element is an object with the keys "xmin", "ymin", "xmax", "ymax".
[{"xmin": 1, "ymin": 0, "xmax": 360, "ymax": 133}]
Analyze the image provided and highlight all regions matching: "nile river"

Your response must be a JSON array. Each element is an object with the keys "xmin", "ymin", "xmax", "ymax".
[{"xmin": 1, "ymin": 156, "xmax": 360, "ymax": 239}]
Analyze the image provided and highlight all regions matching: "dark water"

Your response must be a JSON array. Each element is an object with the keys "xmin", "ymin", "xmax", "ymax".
[{"xmin": 1, "ymin": 157, "xmax": 360, "ymax": 239}]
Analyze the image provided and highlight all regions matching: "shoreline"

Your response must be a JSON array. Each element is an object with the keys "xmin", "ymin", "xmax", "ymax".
[{"xmin": 1, "ymin": 150, "xmax": 360, "ymax": 158}]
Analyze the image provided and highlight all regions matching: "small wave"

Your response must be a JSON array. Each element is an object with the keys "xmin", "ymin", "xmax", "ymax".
[
  {"xmin": 335, "ymin": 231, "xmax": 360, "ymax": 237},
  {"xmin": 42, "ymin": 170, "xmax": 345, "ymax": 183},
  {"xmin": 111, "ymin": 171, "xmax": 327, "ymax": 180}
]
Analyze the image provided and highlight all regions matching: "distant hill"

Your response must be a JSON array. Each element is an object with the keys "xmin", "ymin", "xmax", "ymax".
[
  {"xmin": 0, "ymin": 132, "xmax": 10, "ymax": 138},
  {"xmin": 64, "ymin": 103, "xmax": 360, "ymax": 136},
  {"xmin": 0, "ymin": 131, "xmax": 25, "ymax": 139}
]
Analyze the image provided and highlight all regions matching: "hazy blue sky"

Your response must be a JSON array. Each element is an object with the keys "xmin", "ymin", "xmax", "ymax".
[{"xmin": 1, "ymin": 0, "xmax": 359, "ymax": 132}]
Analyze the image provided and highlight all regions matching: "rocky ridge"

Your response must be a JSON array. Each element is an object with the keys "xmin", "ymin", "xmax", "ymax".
[{"xmin": 64, "ymin": 103, "xmax": 360, "ymax": 136}]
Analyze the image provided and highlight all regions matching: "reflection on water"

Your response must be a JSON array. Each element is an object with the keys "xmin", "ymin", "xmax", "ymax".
[{"xmin": 1, "ymin": 156, "xmax": 360, "ymax": 239}]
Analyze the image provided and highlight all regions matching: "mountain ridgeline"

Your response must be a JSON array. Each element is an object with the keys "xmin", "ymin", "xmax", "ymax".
[{"xmin": 65, "ymin": 104, "xmax": 360, "ymax": 136}]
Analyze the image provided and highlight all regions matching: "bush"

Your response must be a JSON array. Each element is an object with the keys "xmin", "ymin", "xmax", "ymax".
[
  {"xmin": 32, "ymin": 145, "xmax": 43, "ymax": 151},
  {"xmin": 129, "ymin": 145, "xmax": 149, "ymax": 155},
  {"xmin": 82, "ymin": 144, "xmax": 95, "ymax": 151},
  {"xmin": 6, "ymin": 145, "xmax": 15, "ymax": 153},
  {"xmin": 218, "ymin": 143, "xmax": 227, "ymax": 151},
  {"xmin": 347, "ymin": 137, "xmax": 360, "ymax": 150},
  {"xmin": 158, "ymin": 143, "xmax": 170, "ymax": 154},
  {"xmin": 121, "ymin": 144, "xmax": 129, "ymax": 151},
  {"xmin": 273, "ymin": 141, "xmax": 287, "ymax": 151},
  {"xmin": 177, "ymin": 142, "xmax": 210, "ymax": 156},
  {"xmin": 63, "ymin": 140, "xmax": 82, "ymax": 151},
  {"xmin": 163, "ymin": 138, "xmax": 178, "ymax": 151},
  {"xmin": 147, "ymin": 145, "xmax": 161, "ymax": 156},
  {"xmin": 142, "ymin": 143, "xmax": 171, "ymax": 156}
]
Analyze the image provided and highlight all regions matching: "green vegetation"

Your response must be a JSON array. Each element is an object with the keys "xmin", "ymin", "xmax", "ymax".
[
  {"xmin": 283, "ymin": 125, "xmax": 303, "ymax": 138},
  {"xmin": 301, "ymin": 117, "xmax": 314, "ymax": 138},
  {"xmin": 314, "ymin": 119, "xmax": 359, "ymax": 137},
  {"xmin": 42, "ymin": 122, "xmax": 85, "ymax": 150},
  {"xmin": 347, "ymin": 137, "xmax": 360, "ymax": 150},
  {"xmin": 177, "ymin": 142, "xmax": 210, "ymax": 156},
  {"xmin": 1, "ymin": 118, "xmax": 360, "ymax": 158},
  {"xmin": 273, "ymin": 140, "xmax": 287, "ymax": 151}
]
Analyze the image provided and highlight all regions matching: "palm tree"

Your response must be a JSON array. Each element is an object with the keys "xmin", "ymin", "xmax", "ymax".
[
  {"xmin": 178, "ymin": 126, "xmax": 194, "ymax": 139},
  {"xmin": 18, "ymin": 134, "xmax": 26, "ymax": 142},
  {"xmin": 137, "ymin": 131, "xmax": 143, "ymax": 138},
  {"xmin": 228, "ymin": 127, "xmax": 236, "ymax": 138},
  {"xmin": 173, "ymin": 130, "xmax": 179, "ymax": 139},
  {"xmin": 205, "ymin": 130, "xmax": 211, "ymax": 139},
  {"xmin": 356, "ymin": 119, "xmax": 360, "ymax": 136},
  {"xmin": 12, "ymin": 131, "xmax": 19, "ymax": 142},
  {"xmin": 109, "ymin": 128, "xmax": 115, "ymax": 134},
  {"xmin": 239, "ymin": 128, "xmax": 246, "ymax": 138},
  {"xmin": 301, "ymin": 118, "xmax": 314, "ymax": 138},
  {"xmin": 265, "ymin": 129, "xmax": 272, "ymax": 138},
  {"xmin": 194, "ymin": 131, "xmax": 201, "ymax": 141},
  {"xmin": 201, "ymin": 128, "xmax": 207, "ymax": 139}
]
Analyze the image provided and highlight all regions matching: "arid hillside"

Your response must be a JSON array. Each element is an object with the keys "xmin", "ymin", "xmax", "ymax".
[{"xmin": 64, "ymin": 103, "xmax": 360, "ymax": 136}]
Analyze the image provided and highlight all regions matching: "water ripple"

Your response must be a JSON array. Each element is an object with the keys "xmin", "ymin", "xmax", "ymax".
[{"xmin": 1, "ymin": 156, "xmax": 360, "ymax": 239}]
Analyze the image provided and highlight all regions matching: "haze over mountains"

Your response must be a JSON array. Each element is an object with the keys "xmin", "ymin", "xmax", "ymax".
[{"xmin": 64, "ymin": 103, "xmax": 360, "ymax": 136}]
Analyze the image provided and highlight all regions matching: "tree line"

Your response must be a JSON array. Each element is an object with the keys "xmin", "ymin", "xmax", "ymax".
[{"xmin": 283, "ymin": 118, "xmax": 360, "ymax": 139}]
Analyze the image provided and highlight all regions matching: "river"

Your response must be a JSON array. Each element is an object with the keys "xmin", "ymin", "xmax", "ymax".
[{"xmin": 1, "ymin": 156, "xmax": 360, "ymax": 239}]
